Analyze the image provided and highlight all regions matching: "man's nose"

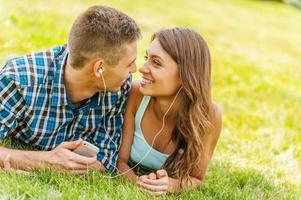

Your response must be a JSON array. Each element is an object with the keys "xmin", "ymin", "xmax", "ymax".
[{"xmin": 129, "ymin": 63, "xmax": 137, "ymax": 73}]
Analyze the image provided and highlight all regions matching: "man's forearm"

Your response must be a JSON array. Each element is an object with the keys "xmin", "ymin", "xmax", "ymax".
[{"xmin": 0, "ymin": 147, "xmax": 49, "ymax": 171}]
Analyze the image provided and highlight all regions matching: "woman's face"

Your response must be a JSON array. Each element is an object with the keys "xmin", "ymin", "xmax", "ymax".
[{"xmin": 139, "ymin": 38, "xmax": 181, "ymax": 97}]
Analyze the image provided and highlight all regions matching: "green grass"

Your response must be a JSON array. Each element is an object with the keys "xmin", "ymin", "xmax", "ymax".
[{"xmin": 1, "ymin": 0, "xmax": 301, "ymax": 199}]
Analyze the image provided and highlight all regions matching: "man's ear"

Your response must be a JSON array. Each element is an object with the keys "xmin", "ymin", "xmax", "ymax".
[{"xmin": 93, "ymin": 59, "xmax": 105, "ymax": 77}]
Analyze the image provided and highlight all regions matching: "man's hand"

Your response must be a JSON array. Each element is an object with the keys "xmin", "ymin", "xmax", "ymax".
[{"xmin": 45, "ymin": 139, "xmax": 103, "ymax": 174}]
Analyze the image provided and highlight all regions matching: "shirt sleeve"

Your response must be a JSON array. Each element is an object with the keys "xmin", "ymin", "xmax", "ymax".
[
  {"xmin": 0, "ymin": 64, "xmax": 26, "ymax": 139},
  {"xmin": 93, "ymin": 75, "xmax": 132, "ymax": 172}
]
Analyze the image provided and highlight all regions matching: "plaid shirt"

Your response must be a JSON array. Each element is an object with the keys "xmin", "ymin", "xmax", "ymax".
[{"xmin": 0, "ymin": 45, "xmax": 131, "ymax": 172}]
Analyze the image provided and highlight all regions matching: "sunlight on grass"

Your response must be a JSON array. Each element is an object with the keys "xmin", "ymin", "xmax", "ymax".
[{"xmin": 0, "ymin": 0, "xmax": 300, "ymax": 199}]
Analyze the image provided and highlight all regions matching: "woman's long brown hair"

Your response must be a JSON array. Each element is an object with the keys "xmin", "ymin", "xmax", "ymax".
[{"xmin": 152, "ymin": 28, "xmax": 213, "ymax": 187}]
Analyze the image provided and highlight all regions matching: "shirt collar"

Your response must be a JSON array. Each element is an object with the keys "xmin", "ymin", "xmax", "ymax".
[
  {"xmin": 50, "ymin": 45, "xmax": 69, "ymax": 107},
  {"xmin": 50, "ymin": 45, "xmax": 100, "ymax": 110}
]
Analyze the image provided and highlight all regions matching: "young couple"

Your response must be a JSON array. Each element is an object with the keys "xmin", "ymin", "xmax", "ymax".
[{"xmin": 0, "ymin": 5, "xmax": 221, "ymax": 195}]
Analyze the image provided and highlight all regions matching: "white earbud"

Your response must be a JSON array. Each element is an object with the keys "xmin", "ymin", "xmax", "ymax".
[{"xmin": 98, "ymin": 67, "xmax": 104, "ymax": 75}]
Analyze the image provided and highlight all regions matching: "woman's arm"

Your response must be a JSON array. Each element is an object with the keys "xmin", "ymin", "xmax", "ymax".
[
  {"xmin": 137, "ymin": 169, "xmax": 202, "ymax": 195},
  {"xmin": 117, "ymin": 81, "xmax": 143, "ymax": 182},
  {"xmin": 138, "ymin": 103, "xmax": 222, "ymax": 194},
  {"xmin": 188, "ymin": 103, "xmax": 223, "ymax": 186}
]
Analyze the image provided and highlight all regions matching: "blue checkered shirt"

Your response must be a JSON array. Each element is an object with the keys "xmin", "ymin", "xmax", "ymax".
[{"xmin": 0, "ymin": 45, "xmax": 131, "ymax": 172}]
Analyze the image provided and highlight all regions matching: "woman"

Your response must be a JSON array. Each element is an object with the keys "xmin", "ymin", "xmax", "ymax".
[{"xmin": 117, "ymin": 27, "xmax": 222, "ymax": 195}]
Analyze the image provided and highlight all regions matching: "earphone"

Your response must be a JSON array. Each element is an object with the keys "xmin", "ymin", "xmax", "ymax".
[
  {"xmin": 98, "ymin": 67, "xmax": 104, "ymax": 75},
  {"xmin": 99, "ymin": 69, "xmax": 183, "ymax": 179},
  {"xmin": 106, "ymin": 85, "xmax": 183, "ymax": 179},
  {"xmin": 98, "ymin": 67, "xmax": 123, "ymax": 178}
]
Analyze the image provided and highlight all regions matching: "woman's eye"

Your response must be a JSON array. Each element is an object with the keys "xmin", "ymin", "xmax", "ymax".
[
  {"xmin": 144, "ymin": 55, "xmax": 160, "ymax": 66},
  {"xmin": 153, "ymin": 60, "xmax": 160, "ymax": 66}
]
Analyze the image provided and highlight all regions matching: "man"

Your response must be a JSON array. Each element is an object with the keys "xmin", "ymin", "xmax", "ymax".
[{"xmin": 0, "ymin": 5, "xmax": 141, "ymax": 174}]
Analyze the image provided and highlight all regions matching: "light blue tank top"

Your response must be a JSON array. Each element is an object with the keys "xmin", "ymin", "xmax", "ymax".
[{"xmin": 130, "ymin": 96, "xmax": 170, "ymax": 170}]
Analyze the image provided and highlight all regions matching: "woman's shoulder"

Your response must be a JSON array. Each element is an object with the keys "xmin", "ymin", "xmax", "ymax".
[
  {"xmin": 127, "ymin": 79, "xmax": 144, "ymax": 115},
  {"xmin": 210, "ymin": 102, "xmax": 222, "ymax": 136},
  {"xmin": 212, "ymin": 102, "xmax": 222, "ymax": 120},
  {"xmin": 130, "ymin": 79, "xmax": 144, "ymax": 100}
]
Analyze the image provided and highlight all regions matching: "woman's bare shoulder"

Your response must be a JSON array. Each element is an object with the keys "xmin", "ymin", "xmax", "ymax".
[
  {"xmin": 211, "ymin": 102, "xmax": 222, "ymax": 137},
  {"xmin": 126, "ymin": 79, "xmax": 144, "ymax": 115}
]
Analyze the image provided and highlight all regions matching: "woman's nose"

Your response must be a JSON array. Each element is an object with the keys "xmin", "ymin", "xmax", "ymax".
[{"xmin": 139, "ymin": 63, "xmax": 150, "ymax": 74}]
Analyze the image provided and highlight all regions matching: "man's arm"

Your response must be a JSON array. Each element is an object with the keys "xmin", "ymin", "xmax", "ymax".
[
  {"xmin": 0, "ymin": 65, "xmax": 98, "ymax": 174},
  {"xmin": 0, "ymin": 139, "xmax": 98, "ymax": 174}
]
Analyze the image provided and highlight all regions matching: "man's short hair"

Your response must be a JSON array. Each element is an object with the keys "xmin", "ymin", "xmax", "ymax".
[{"xmin": 68, "ymin": 5, "xmax": 141, "ymax": 68}]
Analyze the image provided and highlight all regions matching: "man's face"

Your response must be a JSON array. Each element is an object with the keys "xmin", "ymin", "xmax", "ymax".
[{"xmin": 102, "ymin": 41, "xmax": 137, "ymax": 92}]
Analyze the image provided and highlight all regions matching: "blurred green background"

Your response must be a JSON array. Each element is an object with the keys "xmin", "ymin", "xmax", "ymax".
[{"xmin": 0, "ymin": 0, "xmax": 300, "ymax": 199}]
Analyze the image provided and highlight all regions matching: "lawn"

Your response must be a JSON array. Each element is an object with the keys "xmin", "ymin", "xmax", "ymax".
[{"xmin": 0, "ymin": 0, "xmax": 301, "ymax": 199}]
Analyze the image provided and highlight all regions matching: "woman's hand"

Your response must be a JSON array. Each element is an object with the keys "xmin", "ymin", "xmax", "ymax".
[{"xmin": 137, "ymin": 169, "xmax": 178, "ymax": 195}]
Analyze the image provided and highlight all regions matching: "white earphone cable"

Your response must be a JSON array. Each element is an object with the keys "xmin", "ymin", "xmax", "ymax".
[
  {"xmin": 100, "ymin": 72, "xmax": 182, "ymax": 179},
  {"xmin": 100, "ymin": 70, "xmax": 120, "ymax": 158}
]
